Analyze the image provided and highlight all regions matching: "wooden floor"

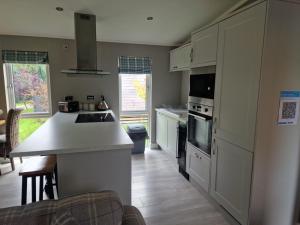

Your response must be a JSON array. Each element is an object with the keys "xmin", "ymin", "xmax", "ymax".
[{"xmin": 0, "ymin": 149, "xmax": 230, "ymax": 225}]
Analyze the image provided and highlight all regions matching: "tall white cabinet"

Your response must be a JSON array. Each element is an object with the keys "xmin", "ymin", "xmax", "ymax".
[{"xmin": 211, "ymin": 3, "xmax": 267, "ymax": 225}]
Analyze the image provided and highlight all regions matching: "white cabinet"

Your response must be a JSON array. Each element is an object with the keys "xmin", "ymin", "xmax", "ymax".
[
  {"xmin": 170, "ymin": 43, "xmax": 191, "ymax": 71},
  {"xmin": 156, "ymin": 112, "xmax": 167, "ymax": 150},
  {"xmin": 190, "ymin": 24, "xmax": 218, "ymax": 68},
  {"xmin": 166, "ymin": 116, "xmax": 178, "ymax": 158},
  {"xmin": 211, "ymin": 138, "xmax": 253, "ymax": 225},
  {"xmin": 213, "ymin": 3, "xmax": 266, "ymax": 151},
  {"xmin": 186, "ymin": 144, "xmax": 210, "ymax": 192},
  {"xmin": 210, "ymin": 3, "xmax": 267, "ymax": 225},
  {"xmin": 156, "ymin": 111, "xmax": 179, "ymax": 158}
]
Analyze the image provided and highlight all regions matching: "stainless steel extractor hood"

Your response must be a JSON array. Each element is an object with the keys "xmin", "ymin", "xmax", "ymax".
[{"xmin": 61, "ymin": 13, "xmax": 110, "ymax": 75}]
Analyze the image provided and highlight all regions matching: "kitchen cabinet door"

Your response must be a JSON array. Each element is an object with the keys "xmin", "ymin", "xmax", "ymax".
[
  {"xmin": 170, "ymin": 43, "xmax": 191, "ymax": 72},
  {"xmin": 166, "ymin": 117, "xmax": 178, "ymax": 158},
  {"xmin": 211, "ymin": 137, "xmax": 253, "ymax": 225},
  {"xmin": 213, "ymin": 3, "xmax": 266, "ymax": 151},
  {"xmin": 186, "ymin": 144, "xmax": 210, "ymax": 192},
  {"xmin": 156, "ymin": 112, "xmax": 167, "ymax": 150},
  {"xmin": 190, "ymin": 24, "xmax": 218, "ymax": 68}
]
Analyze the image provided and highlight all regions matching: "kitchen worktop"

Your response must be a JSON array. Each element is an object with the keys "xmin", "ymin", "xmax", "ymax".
[
  {"xmin": 10, "ymin": 110, "xmax": 134, "ymax": 157},
  {"xmin": 155, "ymin": 108, "xmax": 188, "ymax": 123}
]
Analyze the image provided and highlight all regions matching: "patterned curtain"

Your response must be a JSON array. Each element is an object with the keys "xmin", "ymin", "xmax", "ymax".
[
  {"xmin": 2, "ymin": 50, "xmax": 49, "ymax": 64},
  {"xmin": 118, "ymin": 56, "xmax": 152, "ymax": 74}
]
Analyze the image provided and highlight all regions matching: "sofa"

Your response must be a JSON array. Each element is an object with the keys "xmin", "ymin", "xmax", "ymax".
[{"xmin": 0, "ymin": 191, "xmax": 146, "ymax": 225}]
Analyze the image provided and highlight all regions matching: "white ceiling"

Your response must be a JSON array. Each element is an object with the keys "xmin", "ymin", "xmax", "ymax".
[{"xmin": 0, "ymin": 0, "xmax": 239, "ymax": 46}]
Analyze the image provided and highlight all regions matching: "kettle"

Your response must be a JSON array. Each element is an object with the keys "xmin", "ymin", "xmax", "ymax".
[{"xmin": 98, "ymin": 95, "xmax": 109, "ymax": 111}]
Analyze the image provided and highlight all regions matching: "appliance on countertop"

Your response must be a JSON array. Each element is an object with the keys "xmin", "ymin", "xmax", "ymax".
[
  {"xmin": 177, "ymin": 122, "xmax": 189, "ymax": 180},
  {"xmin": 98, "ymin": 95, "xmax": 109, "ymax": 111},
  {"xmin": 61, "ymin": 13, "xmax": 110, "ymax": 75},
  {"xmin": 75, "ymin": 113, "xmax": 114, "ymax": 123},
  {"xmin": 187, "ymin": 73, "xmax": 215, "ymax": 156},
  {"xmin": 58, "ymin": 96, "xmax": 79, "ymax": 113}
]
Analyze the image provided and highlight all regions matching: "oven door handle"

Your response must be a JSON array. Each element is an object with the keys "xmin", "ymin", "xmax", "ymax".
[{"xmin": 189, "ymin": 113, "xmax": 212, "ymax": 121}]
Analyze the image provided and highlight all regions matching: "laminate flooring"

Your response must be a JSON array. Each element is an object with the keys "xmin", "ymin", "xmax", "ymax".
[{"xmin": 0, "ymin": 149, "xmax": 231, "ymax": 225}]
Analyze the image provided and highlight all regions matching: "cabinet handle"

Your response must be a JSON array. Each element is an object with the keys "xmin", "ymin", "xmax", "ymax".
[
  {"xmin": 190, "ymin": 48, "xmax": 194, "ymax": 63},
  {"xmin": 173, "ymin": 66, "xmax": 178, "ymax": 69},
  {"xmin": 213, "ymin": 117, "xmax": 217, "ymax": 134}
]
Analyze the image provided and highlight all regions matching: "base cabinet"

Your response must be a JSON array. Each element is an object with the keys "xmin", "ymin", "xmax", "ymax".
[
  {"xmin": 156, "ymin": 111, "xmax": 179, "ymax": 161},
  {"xmin": 156, "ymin": 112, "xmax": 167, "ymax": 150},
  {"xmin": 186, "ymin": 144, "xmax": 210, "ymax": 192},
  {"xmin": 166, "ymin": 117, "xmax": 178, "ymax": 158},
  {"xmin": 211, "ymin": 138, "xmax": 253, "ymax": 225}
]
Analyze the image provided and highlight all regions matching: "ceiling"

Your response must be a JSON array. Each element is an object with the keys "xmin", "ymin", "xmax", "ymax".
[{"xmin": 0, "ymin": 0, "xmax": 239, "ymax": 46}]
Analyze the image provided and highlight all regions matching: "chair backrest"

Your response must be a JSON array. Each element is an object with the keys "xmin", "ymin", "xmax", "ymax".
[{"xmin": 5, "ymin": 108, "xmax": 22, "ymax": 152}]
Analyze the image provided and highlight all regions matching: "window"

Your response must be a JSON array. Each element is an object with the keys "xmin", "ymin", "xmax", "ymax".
[
  {"xmin": 118, "ymin": 56, "xmax": 152, "ymax": 144},
  {"xmin": 2, "ymin": 50, "xmax": 51, "ymax": 117},
  {"xmin": 119, "ymin": 73, "xmax": 150, "ymax": 114}
]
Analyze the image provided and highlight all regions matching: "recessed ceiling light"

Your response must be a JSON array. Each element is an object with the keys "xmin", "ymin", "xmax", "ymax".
[
  {"xmin": 56, "ymin": 7, "xmax": 64, "ymax": 12},
  {"xmin": 146, "ymin": 16, "xmax": 154, "ymax": 21}
]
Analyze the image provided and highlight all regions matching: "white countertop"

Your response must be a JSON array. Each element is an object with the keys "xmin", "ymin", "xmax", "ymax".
[
  {"xmin": 155, "ymin": 108, "xmax": 188, "ymax": 123},
  {"xmin": 11, "ymin": 111, "xmax": 134, "ymax": 157}
]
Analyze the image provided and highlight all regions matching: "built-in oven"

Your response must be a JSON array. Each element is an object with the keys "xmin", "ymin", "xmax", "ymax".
[{"xmin": 187, "ymin": 98, "xmax": 213, "ymax": 156}]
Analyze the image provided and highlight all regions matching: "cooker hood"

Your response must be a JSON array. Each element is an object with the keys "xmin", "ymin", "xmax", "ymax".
[{"xmin": 61, "ymin": 13, "xmax": 110, "ymax": 75}]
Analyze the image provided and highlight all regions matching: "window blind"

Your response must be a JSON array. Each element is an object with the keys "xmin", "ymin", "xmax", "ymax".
[
  {"xmin": 2, "ymin": 50, "xmax": 49, "ymax": 64},
  {"xmin": 118, "ymin": 56, "xmax": 152, "ymax": 74}
]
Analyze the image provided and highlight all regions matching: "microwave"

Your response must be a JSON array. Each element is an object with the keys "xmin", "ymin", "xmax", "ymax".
[{"xmin": 189, "ymin": 74, "xmax": 215, "ymax": 99}]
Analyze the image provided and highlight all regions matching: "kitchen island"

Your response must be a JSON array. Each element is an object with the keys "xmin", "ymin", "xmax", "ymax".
[{"xmin": 10, "ymin": 111, "xmax": 134, "ymax": 204}]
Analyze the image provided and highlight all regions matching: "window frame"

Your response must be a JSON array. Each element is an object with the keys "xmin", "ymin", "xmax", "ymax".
[
  {"xmin": 3, "ymin": 63, "xmax": 52, "ymax": 118},
  {"xmin": 118, "ymin": 73, "xmax": 151, "ymax": 116}
]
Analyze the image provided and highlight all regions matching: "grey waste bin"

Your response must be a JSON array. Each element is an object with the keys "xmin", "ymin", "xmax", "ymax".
[{"xmin": 127, "ymin": 124, "xmax": 148, "ymax": 154}]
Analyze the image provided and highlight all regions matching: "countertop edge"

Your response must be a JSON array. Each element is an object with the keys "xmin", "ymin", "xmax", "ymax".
[
  {"xmin": 10, "ymin": 143, "xmax": 134, "ymax": 157},
  {"xmin": 155, "ymin": 108, "xmax": 187, "ymax": 123}
]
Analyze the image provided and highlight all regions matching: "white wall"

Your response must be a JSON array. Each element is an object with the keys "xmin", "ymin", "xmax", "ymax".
[
  {"xmin": 0, "ymin": 35, "xmax": 182, "ymax": 143},
  {"xmin": 250, "ymin": 1, "xmax": 300, "ymax": 225}
]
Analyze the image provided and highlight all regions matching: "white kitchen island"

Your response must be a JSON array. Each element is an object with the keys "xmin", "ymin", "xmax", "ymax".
[{"xmin": 10, "ymin": 111, "xmax": 134, "ymax": 204}]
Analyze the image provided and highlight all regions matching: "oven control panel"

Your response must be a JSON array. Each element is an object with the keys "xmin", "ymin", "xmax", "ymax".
[{"xmin": 188, "ymin": 102, "xmax": 213, "ymax": 117}]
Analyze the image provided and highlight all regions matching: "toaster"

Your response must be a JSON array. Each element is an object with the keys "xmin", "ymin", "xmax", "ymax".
[{"xmin": 58, "ymin": 101, "xmax": 79, "ymax": 113}]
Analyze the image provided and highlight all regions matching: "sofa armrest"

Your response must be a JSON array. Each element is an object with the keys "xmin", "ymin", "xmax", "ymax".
[{"xmin": 122, "ymin": 206, "xmax": 146, "ymax": 225}]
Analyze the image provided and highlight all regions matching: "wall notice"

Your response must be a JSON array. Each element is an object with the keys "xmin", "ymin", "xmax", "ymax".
[{"xmin": 278, "ymin": 91, "xmax": 300, "ymax": 126}]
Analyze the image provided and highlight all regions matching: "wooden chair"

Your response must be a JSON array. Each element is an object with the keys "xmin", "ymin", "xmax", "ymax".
[
  {"xmin": 0, "ymin": 108, "xmax": 23, "ymax": 171},
  {"xmin": 19, "ymin": 155, "xmax": 57, "ymax": 205}
]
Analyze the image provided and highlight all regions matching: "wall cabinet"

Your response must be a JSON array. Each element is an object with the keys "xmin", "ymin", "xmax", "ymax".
[
  {"xmin": 170, "ymin": 43, "xmax": 191, "ymax": 72},
  {"xmin": 213, "ymin": 3, "xmax": 266, "ymax": 151},
  {"xmin": 211, "ymin": 137, "xmax": 253, "ymax": 225},
  {"xmin": 190, "ymin": 24, "xmax": 218, "ymax": 68},
  {"xmin": 186, "ymin": 144, "xmax": 210, "ymax": 192}
]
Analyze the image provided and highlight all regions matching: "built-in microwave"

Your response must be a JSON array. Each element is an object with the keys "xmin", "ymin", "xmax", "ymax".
[{"xmin": 189, "ymin": 73, "xmax": 215, "ymax": 99}]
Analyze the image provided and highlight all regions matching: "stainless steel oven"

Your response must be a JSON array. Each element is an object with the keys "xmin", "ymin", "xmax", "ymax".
[{"xmin": 187, "ymin": 97, "xmax": 213, "ymax": 156}]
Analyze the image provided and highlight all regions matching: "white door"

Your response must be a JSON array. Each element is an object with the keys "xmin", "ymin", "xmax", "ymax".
[
  {"xmin": 213, "ymin": 3, "xmax": 266, "ymax": 151},
  {"xmin": 190, "ymin": 24, "xmax": 218, "ymax": 68},
  {"xmin": 211, "ymin": 137, "xmax": 253, "ymax": 225},
  {"xmin": 156, "ymin": 112, "xmax": 167, "ymax": 150},
  {"xmin": 186, "ymin": 144, "xmax": 210, "ymax": 192},
  {"xmin": 170, "ymin": 44, "xmax": 191, "ymax": 71},
  {"xmin": 166, "ymin": 116, "xmax": 178, "ymax": 157}
]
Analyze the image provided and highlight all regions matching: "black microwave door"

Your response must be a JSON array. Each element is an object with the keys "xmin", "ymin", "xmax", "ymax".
[{"xmin": 189, "ymin": 74, "xmax": 215, "ymax": 99}]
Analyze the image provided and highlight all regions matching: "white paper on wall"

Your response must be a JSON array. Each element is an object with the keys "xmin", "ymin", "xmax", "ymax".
[{"xmin": 278, "ymin": 91, "xmax": 300, "ymax": 126}]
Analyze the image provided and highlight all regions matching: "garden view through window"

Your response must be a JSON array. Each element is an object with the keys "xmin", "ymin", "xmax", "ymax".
[{"xmin": 3, "ymin": 63, "xmax": 51, "ymax": 141}]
